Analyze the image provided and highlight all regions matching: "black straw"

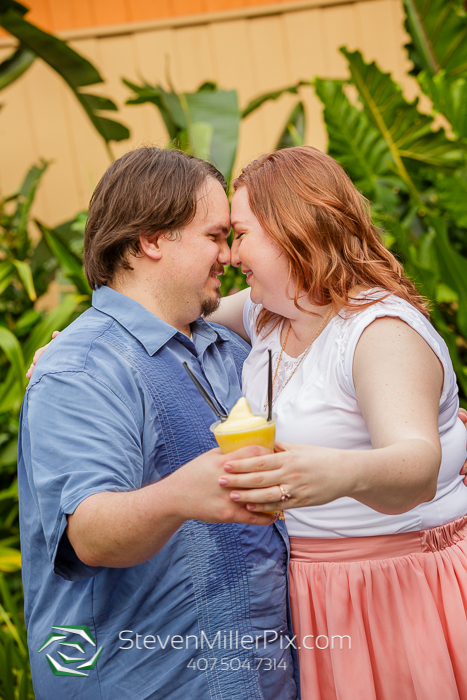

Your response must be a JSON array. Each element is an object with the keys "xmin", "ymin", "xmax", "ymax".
[
  {"xmin": 267, "ymin": 349, "xmax": 273, "ymax": 422},
  {"xmin": 183, "ymin": 362, "xmax": 228, "ymax": 421}
]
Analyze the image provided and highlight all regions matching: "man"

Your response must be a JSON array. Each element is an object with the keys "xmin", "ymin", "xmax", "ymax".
[{"xmin": 18, "ymin": 148, "xmax": 299, "ymax": 699}]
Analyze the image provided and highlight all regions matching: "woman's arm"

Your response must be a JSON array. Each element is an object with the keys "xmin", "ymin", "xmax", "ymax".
[
  {"xmin": 208, "ymin": 288, "xmax": 251, "ymax": 343},
  {"xmin": 217, "ymin": 317, "xmax": 444, "ymax": 515}
]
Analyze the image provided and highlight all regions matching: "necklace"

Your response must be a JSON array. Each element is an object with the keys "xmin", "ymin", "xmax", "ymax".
[{"xmin": 263, "ymin": 306, "xmax": 334, "ymax": 411}]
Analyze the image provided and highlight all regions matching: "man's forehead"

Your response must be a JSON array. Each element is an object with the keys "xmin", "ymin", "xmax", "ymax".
[{"xmin": 196, "ymin": 181, "xmax": 231, "ymax": 226}]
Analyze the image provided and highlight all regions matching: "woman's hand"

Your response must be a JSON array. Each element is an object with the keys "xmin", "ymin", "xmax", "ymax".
[
  {"xmin": 26, "ymin": 331, "xmax": 60, "ymax": 378},
  {"xmin": 218, "ymin": 441, "xmax": 355, "ymax": 512}
]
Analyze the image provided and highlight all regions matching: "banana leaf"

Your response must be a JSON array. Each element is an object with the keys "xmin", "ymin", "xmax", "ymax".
[
  {"xmin": 125, "ymin": 79, "xmax": 239, "ymax": 181},
  {"xmin": 184, "ymin": 89, "xmax": 239, "ymax": 180},
  {"xmin": 275, "ymin": 101, "xmax": 305, "ymax": 149},
  {"xmin": 314, "ymin": 78, "xmax": 401, "ymax": 212},
  {"xmin": 241, "ymin": 82, "xmax": 306, "ymax": 119},
  {"xmin": 124, "ymin": 79, "xmax": 182, "ymax": 139},
  {"xmin": 0, "ymin": 47, "xmax": 34, "ymax": 91},
  {"xmin": 0, "ymin": 0, "xmax": 128, "ymax": 143}
]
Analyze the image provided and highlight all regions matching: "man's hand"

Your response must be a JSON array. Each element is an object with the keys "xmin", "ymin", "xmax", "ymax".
[
  {"xmin": 459, "ymin": 408, "xmax": 467, "ymax": 484},
  {"xmin": 26, "ymin": 330, "xmax": 60, "ymax": 378},
  {"xmin": 67, "ymin": 445, "xmax": 276, "ymax": 569}
]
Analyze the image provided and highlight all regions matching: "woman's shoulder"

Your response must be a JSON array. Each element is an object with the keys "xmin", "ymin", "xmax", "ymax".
[{"xmin": 334, "ymin": 288, "xmax": 456, "ymax": 407}]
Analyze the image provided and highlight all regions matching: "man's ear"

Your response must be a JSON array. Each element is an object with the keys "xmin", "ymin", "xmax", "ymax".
[{"xmin": 139, "ymin": 232, "xmax": 163, "ymax": 261}]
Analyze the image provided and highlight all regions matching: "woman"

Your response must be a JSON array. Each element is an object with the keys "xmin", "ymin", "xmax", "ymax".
[{"xmin": 210, "ymin": 146, "xmax": 467, "ymax": 699}]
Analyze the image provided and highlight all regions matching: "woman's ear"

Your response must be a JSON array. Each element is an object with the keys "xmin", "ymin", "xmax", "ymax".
[{"xmin": 139, "ymin": 232, "xmax": 164, "ymax": 261}]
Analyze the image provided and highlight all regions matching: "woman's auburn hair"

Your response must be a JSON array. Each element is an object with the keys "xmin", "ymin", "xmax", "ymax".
[{"xmin": 233, "ymin": 146, "xmax": 429, "ymax": 335}]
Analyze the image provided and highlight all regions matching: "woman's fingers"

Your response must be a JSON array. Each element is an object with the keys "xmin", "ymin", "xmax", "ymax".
[
  {"xmin": 26, "ymin": 331, "xmax": 60, "ymax": 379},
  {"xmin": 230, "ymin": 485, "xmax": 292, "ymax": 506},
  {"xmin": 458, "ymin": 408, "xmax": 467, "ymax": 425},
  {"xmin": 219, "ymin": 469, "xmax": 284, "ymax": 490},
  {"xmin": 224, "ymin": 452, "xmax": 284, "ymax": 473}
]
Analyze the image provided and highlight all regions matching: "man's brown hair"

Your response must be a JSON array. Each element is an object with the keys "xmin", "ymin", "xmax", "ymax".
[{"xmin": 84, "ymin": 146, "xmax": 226, "ymax": 288}]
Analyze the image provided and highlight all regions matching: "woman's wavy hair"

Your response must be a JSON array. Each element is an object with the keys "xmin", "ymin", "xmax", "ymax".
[{"xmin": 233, "ymin": 146, "xmax": 429, "ymax": 335}]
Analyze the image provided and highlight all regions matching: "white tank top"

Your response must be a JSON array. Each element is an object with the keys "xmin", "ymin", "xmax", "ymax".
[{"xmin": 242, "ymin": 290, "xmax": 467, "ymax": 538}]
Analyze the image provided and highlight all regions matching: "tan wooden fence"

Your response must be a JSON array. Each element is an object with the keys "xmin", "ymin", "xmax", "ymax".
[{"xmin": 0, "ymin": 0, "xmax": 416, "ymax": 227}]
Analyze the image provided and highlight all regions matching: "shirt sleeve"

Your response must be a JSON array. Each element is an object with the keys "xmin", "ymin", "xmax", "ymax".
[{"xmin": 25, "ymin": 370, "xmax": 144, "ymax": 580}]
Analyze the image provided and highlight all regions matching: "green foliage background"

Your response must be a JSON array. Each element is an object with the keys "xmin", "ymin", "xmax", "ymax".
[{"xmin": 1, "ymin": 0, "xmax": 467, "ymax": 696}]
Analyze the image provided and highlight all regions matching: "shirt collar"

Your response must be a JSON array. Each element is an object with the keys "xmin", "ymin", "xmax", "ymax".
[{"xmin": 92, "ymin": 286, "xmax": 228, "ymax": 356}]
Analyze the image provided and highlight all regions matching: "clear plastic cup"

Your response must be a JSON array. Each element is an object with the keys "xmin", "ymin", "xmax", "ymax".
[{"xmin": 210, "ymin": 412, "xmax": 276, "ymax": 454}]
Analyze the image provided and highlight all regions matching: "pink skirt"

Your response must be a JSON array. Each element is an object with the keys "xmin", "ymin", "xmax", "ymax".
[{"xmin": 289, "ymin": 515, "xmax": 467, "ymax": 700}]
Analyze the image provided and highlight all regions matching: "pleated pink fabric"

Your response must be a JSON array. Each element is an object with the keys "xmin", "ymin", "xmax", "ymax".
[{"xmin": 289, "ymin": 516, "xmax": 467, "ymax": 700}]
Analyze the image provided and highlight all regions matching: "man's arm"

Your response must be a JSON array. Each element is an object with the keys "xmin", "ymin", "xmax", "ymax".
[
  {"xmin": 67, "ymin": 445, "xmax": 275, "ymax": 569},
  {"xmin": 27, "ymin": 370, "xmax": 275, "ymax": 576}
]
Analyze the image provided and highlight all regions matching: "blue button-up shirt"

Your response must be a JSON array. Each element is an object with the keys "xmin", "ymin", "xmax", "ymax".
[{"xmin": 18, "ymin": 286, "xmax": 298, "ymax": 700}]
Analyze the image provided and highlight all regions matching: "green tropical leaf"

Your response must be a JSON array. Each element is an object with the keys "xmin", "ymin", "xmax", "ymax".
[
  {"xmin": 0, "ymin": 47, "xmax": 35, "ymax": 91},
  {"xmin": 435, "ymin": 172, "xmax": 467, "ymax": 227},
  {"xmin": 341, "ymin": 49, "xmax": 464, "ymax": 200},
  {"xmin": 403, "ymin": 0, "xmax": 467, "ymax": 78},
  {"xmin": 12, "ymin": 260, "xmax": 36, "ymax": 301},
  {"xmin": 419, "ymin": 71, "xmax": 467, "ymax": 140},
  {"xmin": 0, "ymin": 439, "xmax": 18, "ymax": 468},
  {"xmin": 187, "ymin": 122, "xmax": 213, "ymax": 161},
  {"xmin": 184, "ymin": 89, "xmax": 239, "ymax": 180},
  {"xmin": 241, "ymin": 82, "xmax": 305, "ymax": 119},
  {"xmin": 0, "ymin": 327, "xmax": 25, "ymax": 392},
  {"xmin": 275, "ymin": 101, "xmax": 305, "ymax": 149},
  {"xmin": 429, "ymin": 216, "xmax": 467, "ymax": 337},
  {"xmin": 75, "ymin": 94, "xmax": 129, "ymax": 143},
  {"xmin": 12, "ymin": 160, "xmax": 48, "ymax": 247},
  {"xmin": 124, "ymin": 79, "xmax": 182, "ymax": 139},
  {"xmin": 314, "ymin": 78, "xmax": 401, "ymax": 212},
  {"xmin": 35, "ymin": 220, "xmax": 91, "ymax": 296},
  {"xmin": 0, "ymin": 1, "xmax": 128, "ymax": 143},
  {"xmin": 0, "ymin": 547, "xmax": 21, "ymax": 573},
  {"xmin": 125, "ymin": 80, "xmax": 239, "ymax": 180},
  {"xmin": 0, "ymin": 294, "xmax": 80, "ymax": 413},
  {"xmin": 0, "ymin": 261, "xmax": 14, "ymax": 295}
]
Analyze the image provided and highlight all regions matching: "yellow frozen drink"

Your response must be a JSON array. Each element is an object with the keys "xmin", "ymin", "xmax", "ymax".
[{"xmin": 210, "ymin": 398, "xmax": 275, "ymax": 454}]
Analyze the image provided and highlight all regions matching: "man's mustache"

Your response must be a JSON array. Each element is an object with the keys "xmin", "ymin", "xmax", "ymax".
[{"xmin": 210, "ymin": 265, "xmax": 225, "ymax": 276}]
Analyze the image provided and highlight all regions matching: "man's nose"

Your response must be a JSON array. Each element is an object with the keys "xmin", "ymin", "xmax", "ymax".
[
  {"xmin": 218, "ymin": 238, "xmax": 231, "ymax": 266},
  {"xmin": 230, "ymin": 237, "xmax": 241, "ymax": 267}
]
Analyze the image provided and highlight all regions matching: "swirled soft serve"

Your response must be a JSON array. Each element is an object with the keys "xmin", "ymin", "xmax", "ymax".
[{"xmin": 210, "ymin": 398, "xmax": 275, "ymax": 454}]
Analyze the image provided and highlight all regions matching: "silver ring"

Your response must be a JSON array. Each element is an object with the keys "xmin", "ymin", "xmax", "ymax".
[{"xmin": 279, "ymin": 485, "xmax": 291, "ymax": 502}]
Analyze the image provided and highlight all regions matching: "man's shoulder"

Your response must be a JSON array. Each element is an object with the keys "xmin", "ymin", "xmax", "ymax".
[{"xmin": 30, "ymin": 307, "xmax": 134, "ymax": 385}]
